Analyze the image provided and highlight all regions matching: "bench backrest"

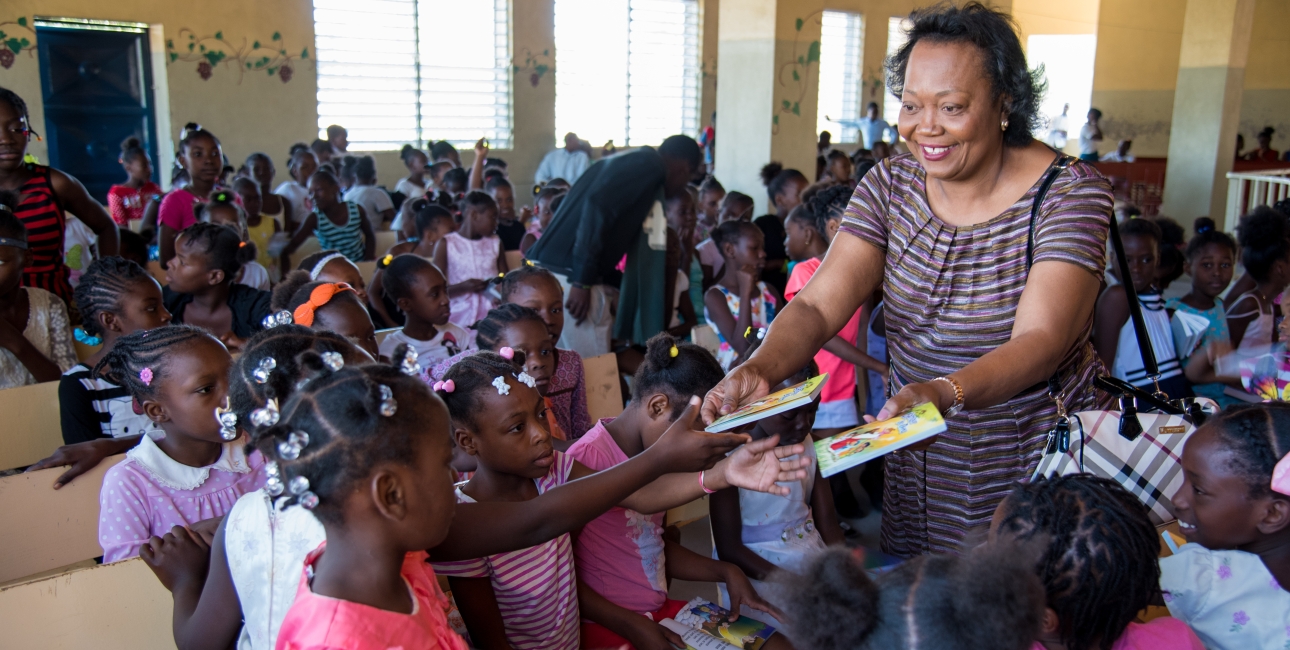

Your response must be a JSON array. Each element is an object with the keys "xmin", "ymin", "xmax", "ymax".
[
  {"xmin": 0, "ymin": 455, "xmax": 125, "ymax": 584},
  {"xmin": 582, "ymin": 352, "xmax": 623, "ymax": 423},
  {"xmin": 0, "ymin": 381, "xmax": 63, "ymax": 471},
  {"xmin": 0, "ymin": 557, "xmax": 175, "ymax": 649}
]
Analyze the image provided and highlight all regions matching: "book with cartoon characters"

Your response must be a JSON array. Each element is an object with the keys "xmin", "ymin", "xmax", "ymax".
[
  {"xmin": 705, "ymin": 374, "xmax": 829, "ymax": 433},
  {"xmin": 815, "ymin": 402, "xmax": 947, "ymax": 477},
  {"xmin": 658, "ymin": 598, "xmax": 776, "ymax": 650}
]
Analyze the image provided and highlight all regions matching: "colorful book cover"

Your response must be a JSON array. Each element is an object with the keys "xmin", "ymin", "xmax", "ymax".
[
  {"xmin": 814, "ymin": 402, "xmax": 947, "ymax": 477},
  {"xmin": 659, "ymin": 597, "xmax": 776, "ymax": 650},
  {"xmin": 705, "ymin": 374, "xmax": 828, "ymax": 433}
]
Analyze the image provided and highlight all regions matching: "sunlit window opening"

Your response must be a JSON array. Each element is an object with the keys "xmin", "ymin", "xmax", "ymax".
[
  {"xmin": 816, "ymin": 11, "xmax": 864, "ymax": 144},
  {"xmin": 313, "ymin": 0, "xmax": 512, "ymax": 150},
  {"xmin": 883, "ymin": 16, "xmax": 911, "ymax": 131},
  {"xmin": 554, "ymin": 0, "xmax": 699, "ymax": 148}
]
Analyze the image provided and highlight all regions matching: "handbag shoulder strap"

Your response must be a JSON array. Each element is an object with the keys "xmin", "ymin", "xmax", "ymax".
[
  {"xmin": 1108, "ymin": 215, "xmax": 1160, "ymax": 378},
  {"xmin": 1026, "ymin": 154, "xmax": 1073, "ymax": 269}
]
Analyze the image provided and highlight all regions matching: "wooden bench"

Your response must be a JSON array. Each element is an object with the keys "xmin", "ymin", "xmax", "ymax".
[
  {"xmin": 356, "ymin": 260, "xmax": 378, "ymax": 284},
  {"xmin": 0, "ymin": 381, "xmax": 63, "ymax": 472},
  {"xmin": 74, "ymin": 338, "xmax": 101, "ymax": 363},
  {"xmin": 504, "ymin": 250, "xmax": 524, "ymax": 273},
  {"xmin": 146, "ymin": 260, "xmax": 166, "ymax": 284},
  {"xmin": 373, "ymin": 230, "xmax": 397, "ymax": 255},
  {"xmin": 0, "ymin": 558, "xmax": 175, "ymax": 649},
  {"xmin": 582, "ymin": 353, "xmax": 624, "ymax": 422},
  {"xmin": 0, "ymin": 456, "xmax": 125, "ymax": 585},
  {"xmin": 375, "ymin": 327, "xmax": 398, "ymax": 347}
]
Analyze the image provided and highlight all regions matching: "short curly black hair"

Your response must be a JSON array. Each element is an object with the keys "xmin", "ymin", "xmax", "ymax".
[
  {"xmin": 885, "ymin": 2, "xmax": 1046, "ymax": 147},
  {"xmin": 633, "ymin": 332, "xmax": 725, "ymax": 419}
]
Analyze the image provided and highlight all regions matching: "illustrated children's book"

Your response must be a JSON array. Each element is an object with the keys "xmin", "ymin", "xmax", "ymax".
[
  {"xmin": 705, "ymin": 374, "xmax": 828, "ymax": 433},
  {"xmin": 658, "ymin": 598, "xmax": 776, "ymax": 650},
  {"xmin": 815, "ymin": 402, "xmax": 947, "ymax": 478}
]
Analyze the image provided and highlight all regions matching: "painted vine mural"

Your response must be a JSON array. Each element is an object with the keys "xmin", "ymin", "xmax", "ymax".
[
  {"xmin": 773, "ymin": 12, "xmax": 823, "ymax": 134},
  {"xmin": 513, "ymin": 48, "xmax": 553, "ymax": 88},
  {"xmin": 0, "ymin": 16, "xmax": 36, "ymax": 69},
  {"xmin": 166, "ymin": 28, "xmax": 308, "ymax": 83}
]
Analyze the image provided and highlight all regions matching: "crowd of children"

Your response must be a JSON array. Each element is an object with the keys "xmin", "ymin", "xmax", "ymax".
[{"xmin": 8, "ymin": 67, "xmax": 1290, "ymax": 648}]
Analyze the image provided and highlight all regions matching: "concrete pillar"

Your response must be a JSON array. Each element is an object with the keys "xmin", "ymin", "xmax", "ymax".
[
  {"xmin": 1160, "ymin": 0, "xmax": 1256, "ymax": 225},
  {"xmin": 714, "ymin": 0, "xmax": 821, "ymax": 216}
]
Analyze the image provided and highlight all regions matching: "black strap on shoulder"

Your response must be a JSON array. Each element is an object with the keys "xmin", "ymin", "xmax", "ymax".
[{"xmin": 1025, "ymin": 154, "xmax": 1073, "ymax": 269}]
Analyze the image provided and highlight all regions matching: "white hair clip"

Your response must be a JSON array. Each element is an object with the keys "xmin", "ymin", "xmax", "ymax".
[
  {"xmin": 252, "ymin": 356, "xmax": 277, "ymax": 384},
  {"xmin": 492, "ymin": 376, "xmax": 511, "ymax": 396},
  {"xmin": 262, "ymin": 310, "xmax": 293, "ymax": 329},
  {"xmin": 516, "ymin": 371, "xmax": 537, "ymax": 389},
  {"xmin": 321, "ymin": 351, "xmax": 344, "ymax": 372},
  {"xmin": 250, "ymin": 398, "xmax": 280, "ymax": 428},
  {"xmin": 400, "ymin": 347, "xmax": 421, "ymax": 377},
  {"xmin": 265, "ymin": 461, "xmax": 284, "ymax": 496},
  {"xmin": 214, "ymin": 397, "xmax": 238, "ymax": 441},
  {"xmin": 277, "ymin": 430, "xmax": 310, "ymax": 461},
  {"xmin": 379, "ymin": 384, "xmax": 398, "ymax": 417},
  {"xmin": 288, "ymin": 475, "xmax": 319, "ymax": 510}
]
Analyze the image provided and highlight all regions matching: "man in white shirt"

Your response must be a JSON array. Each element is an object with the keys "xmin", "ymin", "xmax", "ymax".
[
  {"xmin": 1047, "ymin": 103, "xmax": 1070, "ymax": 149},
  {"xmin": 1100, "ymin": 139, "xmax": 1135, "ymax": 163},
  {"xmin": 1078, "ymin": 108, "xmax": 1103, "ymax": 161},
  {"xmin": 535, "ymin": 132, "xmax": 592, "ymax": 185},
  {"xmin": 856, "ymin": 102, "xmax": 897, "ymax": 150}
]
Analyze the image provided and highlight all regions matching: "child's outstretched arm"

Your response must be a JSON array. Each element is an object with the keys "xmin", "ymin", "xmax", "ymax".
[
  {"xmin": 709, "ymin": 486, "xmax": 780, "ymax": 581},
  {"xmin": 566, "ymin": 401, "xmax": 811, "ymax": 515},
  {"xmin": 447, "ymin": 576, "xmax": 513, "ymax": 650},
  {"xmin": 432, "ymin": 399, "xmax": 760, "ymax": 561},
  {"xmin": 663, "ymin": 538, "xmax": 780, "ymax": 621},
  {"xmin": 140, "ymin": 518, "xmax": 244, "ymax": 650},
  {"xmin": 26, "ymin": 435, "xmax": 143, "ymax": 489},
  {"xmin": 578, "ymin": 580, "xmax": 685, "ymax": 650}
]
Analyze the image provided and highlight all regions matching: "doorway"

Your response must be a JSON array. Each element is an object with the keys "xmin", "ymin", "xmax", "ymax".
[{"xmin": 35, "ymin": 18, "xmax": 158, "ymax": 203}]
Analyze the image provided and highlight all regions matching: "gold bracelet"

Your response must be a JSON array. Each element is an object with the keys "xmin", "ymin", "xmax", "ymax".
[{"xmin": 931, "ymin": 376, "xmax": 965, "ymax": 416}]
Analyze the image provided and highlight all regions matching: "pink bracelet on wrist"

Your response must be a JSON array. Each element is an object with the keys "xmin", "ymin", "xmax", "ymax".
[{"xmin": 699, "ymin": 470, "xmax": 716, "ymax": 494}]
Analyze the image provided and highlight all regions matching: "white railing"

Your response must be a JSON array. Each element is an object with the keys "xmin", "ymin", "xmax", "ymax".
[{"xmin": 1226, "ymin": 168, "xmax": 1290, "ymax": 231}]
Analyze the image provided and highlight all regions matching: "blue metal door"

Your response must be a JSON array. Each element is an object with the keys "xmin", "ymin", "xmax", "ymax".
[{"xmin": 36, "ymin": 23, "xmax": 157, "ymax": 202}]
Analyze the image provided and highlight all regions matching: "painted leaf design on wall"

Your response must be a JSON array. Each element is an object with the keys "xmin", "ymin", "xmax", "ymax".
[{"xmin": 166, "ymin": 27, "xmax": 309, "ymax": 84}]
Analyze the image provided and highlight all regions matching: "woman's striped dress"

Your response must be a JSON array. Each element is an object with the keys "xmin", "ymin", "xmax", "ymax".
[
  {"xmin": 840, "ymin": 153, "xmax": 1113, "ymax": 556},
  {"xmin": 13, "ymin": 165, "xmax": 73, "ymax": 304}
]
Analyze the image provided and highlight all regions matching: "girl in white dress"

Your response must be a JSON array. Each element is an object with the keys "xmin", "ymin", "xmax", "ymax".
[{"xmin": 709, "ymin": 364, "xmax": 846, "ymax": 625}]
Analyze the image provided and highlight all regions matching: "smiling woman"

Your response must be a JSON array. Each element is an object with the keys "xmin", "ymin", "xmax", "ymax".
[{"xmin": 701, "ymin": 2, "xmax": 1115, "ymax": 556}]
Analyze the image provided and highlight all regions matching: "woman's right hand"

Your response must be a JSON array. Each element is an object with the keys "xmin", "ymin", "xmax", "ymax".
[
  {"xmin": 649, "ymin": 397, "xmax": 752, "ymax": 472},
  {"xmin": 700, "ymin": 362, "xmax": 772, "ymax": 426}
]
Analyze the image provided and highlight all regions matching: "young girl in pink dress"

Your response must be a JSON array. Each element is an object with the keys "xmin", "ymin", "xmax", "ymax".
[
  {"xmin": 434, "ymin": 191, "xmax": 506, "ymax": 329},
  {"xmin": 158, "ymin": 124, "xmax": 223, "ymax": 266},
  {"xmin": 96, "ymin": 325, "xmax": 265, "ymax": 563}
]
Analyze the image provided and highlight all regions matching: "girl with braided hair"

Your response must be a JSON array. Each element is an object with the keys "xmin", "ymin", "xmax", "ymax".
[
  {"xmin": 990, "ymin": 474, "xmax": 1204, "ymax": 650},
  {"xmin": 163, "ymin": 222, "xmax": 272, "ymax": 350},
  {"xmin": 783, "ymin": 185, "xmax": 886, "ymax": 436},
  {"xmin": 94, "ymin": 325, "xmax": 265, "ymax": 563},
  {"xmin": 60, "ymin": 257, "xmax": 171, "ymax": 445},
  {"xmin": 272, "ymin": 270, "xmax": 379, "ymax": 359},
  {"xmin": 139, "ymin": 326, "xmax": 370, "ymax": 650},
  {"xmin": 1162, "ymin": 403, "xmax": 1290, "ymax": 649},
  {"xmin": 431, "ymin": 350, "xmax": 813, "ymax": 649}
]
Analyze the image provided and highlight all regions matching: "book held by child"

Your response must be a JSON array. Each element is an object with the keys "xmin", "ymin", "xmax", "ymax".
[{"xmin": 656, "ymin": 598, "xmax": 775, "ymax": 650}]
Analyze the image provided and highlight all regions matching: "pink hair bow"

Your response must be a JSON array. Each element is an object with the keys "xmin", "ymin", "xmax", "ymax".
[
  {"xmin": 1272, "ymin": 454, "xmax": 1290, "ymax": 497},
  {"xmin": 499, "ymin": 347, "xmax": 515, "ymax": 360},
  {"xmin": 433, "ymin": 379, "xmax": 455, "ymax": 393}
]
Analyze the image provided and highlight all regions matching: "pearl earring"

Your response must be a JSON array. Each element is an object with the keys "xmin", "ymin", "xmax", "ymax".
[{"xmin": 1001, "ymin": 118, "xmax": 1009, "ymax": 131}]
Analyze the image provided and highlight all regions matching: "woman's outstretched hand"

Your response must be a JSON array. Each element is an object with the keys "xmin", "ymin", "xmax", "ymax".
[
  {"xmin": 721, "ymin": 434, "xmax": 811, "ymax": 496},
  {"xmin": 876, "ymin": 380, "xmax": 950, "ymax": 421},
  {"xmin": 700, "ymin": 363, "xmax": 772, "ymax": 426}
]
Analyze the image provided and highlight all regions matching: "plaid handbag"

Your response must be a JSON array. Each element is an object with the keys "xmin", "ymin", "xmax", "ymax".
[{"xmin": 1032, "ymin": 400, "xmax": 1214, "ymax": 525}]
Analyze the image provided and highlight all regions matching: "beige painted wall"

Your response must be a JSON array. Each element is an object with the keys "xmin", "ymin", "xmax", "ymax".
[{"xmin": 0, "ymin": 0, "xmax": 319, "ymax": 189}]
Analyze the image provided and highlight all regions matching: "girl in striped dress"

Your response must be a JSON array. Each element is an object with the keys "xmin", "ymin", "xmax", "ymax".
[
  {"xmin": 0, "ymin": 87, "xmax": 120, "ymax": 305},
  {"xmin": 282, "ymin": 169, "xmax": 375, "ymax": 265},
  {"xmin": 1094, "ymin": 218, "xmax": 1190, "ymax": 398},
  {"xmin": 430, "ymin": 351, "xmax": 804, "ymax": 649},
  {"xmin": 704, "ymin": 220, "xmax": 779, "ymax": 371}
]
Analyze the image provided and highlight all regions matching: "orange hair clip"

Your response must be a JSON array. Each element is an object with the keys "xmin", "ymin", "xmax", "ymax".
[{"xmin": 293, "ymin": 282, "xmax": 353, "ymax": 327}]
